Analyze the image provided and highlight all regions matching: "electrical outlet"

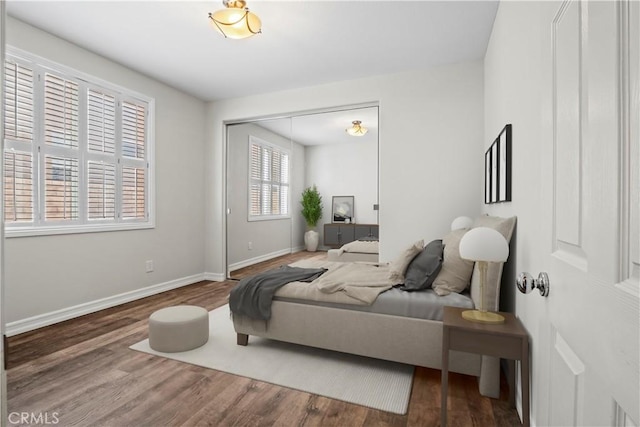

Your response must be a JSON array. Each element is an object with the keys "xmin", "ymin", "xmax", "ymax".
[
  {"xmin": 248, "ymin": 242, "xmax": 253, "ymax": 250},
  {"xmin": 145, "ymin": 260, "xmax": 154, "ymax": 273}
]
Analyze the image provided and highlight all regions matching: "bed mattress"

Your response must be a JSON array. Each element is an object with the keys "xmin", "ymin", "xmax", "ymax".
[
  {"xmin": 279, "ymin": 258, "xmax": 474, "ymax": 321},
  {"xmin": 275, "ymin": 287, "xmax": 474, "ymax": 322}
]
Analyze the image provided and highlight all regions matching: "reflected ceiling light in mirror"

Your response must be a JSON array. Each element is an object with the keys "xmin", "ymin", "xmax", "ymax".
[
  {"xmin": 346, "ymin": 120, "xmax": 368, "ymax": 137},
  {"xmin": 208, "ymin": 0, "xmax": 262, "ymax": 39}
]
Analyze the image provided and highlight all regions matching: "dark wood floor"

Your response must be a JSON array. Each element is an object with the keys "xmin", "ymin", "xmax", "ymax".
[
  {"xmin": 7, "ymin": 251, "xmax": 522, "ymax": 426},
  {"xmin": 228, "ymin": 251, "xmax": 326, "ymax": 280}
]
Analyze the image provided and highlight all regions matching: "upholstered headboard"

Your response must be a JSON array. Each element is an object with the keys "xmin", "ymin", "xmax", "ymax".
[{"xmin": 468, "ymin": 215, "xmax": 517, "ymax": 311}]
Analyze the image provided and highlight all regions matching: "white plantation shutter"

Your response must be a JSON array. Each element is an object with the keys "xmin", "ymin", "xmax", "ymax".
[
  {"xmin": 121, "ymin": 99, "xmax": 147, "ymax": 220},
  {"xmin": 280, "ymin": 185, "xmax": 289, "ymax": 215},
  {"xmin": 3, "ymin": 59, "xmax": 35, "ymax": 225},
  {"xmin": 249, "ymin": 143, "xmax": 262, "ymax": 216},
  {"xmin": 4, "ymin": 60, "xmax": 34, "ymax": 143},
  {"xmin": 44, "ymin": 73, "xmax": 79, "ymax": 148},
  {"xmin": 122, "ymin": 100, "xmax": 146, "ymax": 159},
  {"xmin": 44, "ymin": 156, "xmax": 79, "ymax": 221},
  {"xmin": 279, "ymin": 152, "xmax": 289, "ymax": 215},
  {"xmin": 3, "ymin": 49, "xmax": 153, "ymax": 234},
  {"xmin": 42, "ymin": 72, "xmax": 80, "ymax": 223},
  {"xmin": 87, "ymin": 89, "xmax": 116, "ymax": 154},
  {"xmin": 122, "ymin": 167, "xmax": 145, "ymax": 219},
  {"xmin": 87, "ymin": 161, "xmax": 116, "ymax": 220},
  {"xmin": 4, "ymin": 150, "xmax": 33, "ymax": 222},
  {"xmin": 248, "ymin": 136, "xmax": 290, "ymax": 219}
]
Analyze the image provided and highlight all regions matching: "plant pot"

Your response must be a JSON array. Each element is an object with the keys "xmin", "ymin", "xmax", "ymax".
[{"xmin": 304, "ymin": 230, "xmax": 319, "ymax": 252}]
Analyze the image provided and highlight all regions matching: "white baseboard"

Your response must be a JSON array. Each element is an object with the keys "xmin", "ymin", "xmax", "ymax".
[
  {"xmin": 204, "ymin": 272, "xmax": 226, "ymax": 282},
  {"xmin": 6, "ymin": 273, "xmax": 205, "ymax": 337},
  {"xmin": 6, "ymin": 249, "xmax": 310, "ymax": 336},
  {"xmin": 228, "ymin": 248, "xmax": 292, "ymax": 272}
]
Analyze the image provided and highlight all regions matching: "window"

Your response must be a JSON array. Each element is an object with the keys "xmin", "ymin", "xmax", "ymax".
[
  {"xmin": 3, "ymin": 48, "xmax": 154, "ymax": 236},
  {"xmin": 248, "ymin": 136, "xmax": 290, "ymax": 220}
]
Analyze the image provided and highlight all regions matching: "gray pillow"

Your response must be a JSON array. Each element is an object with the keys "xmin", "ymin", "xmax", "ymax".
[{"xmin": 399, "ymin": 239, "xmax": 444, "ymax": 291}]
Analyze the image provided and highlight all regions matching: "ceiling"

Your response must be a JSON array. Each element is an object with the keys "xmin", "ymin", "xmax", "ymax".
[
  {"xmin": 255, "ymin": 106, "xmax": 378, "ymax": 146},
  {"xmin": 6, "ymin": 1, "xmax": 499, "ymax": 102}
]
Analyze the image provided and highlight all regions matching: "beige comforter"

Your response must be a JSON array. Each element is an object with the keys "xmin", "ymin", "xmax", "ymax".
[
  {"xmin": 337, "ymin": 240, "xmax": 379, "ymax": 254},
  {"xmin": 276, "ymin": 260, "xmax": 393, "ymax": 305}
]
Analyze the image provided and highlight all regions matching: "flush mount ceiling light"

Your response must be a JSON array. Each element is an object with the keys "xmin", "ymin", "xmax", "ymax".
[
  {"xmin": 208, "ymin": 0, "xmax": 262, "ymax": 40},
  {"xmin": 346, "ymin": 120, "xmax": 368, "ymax": 137}
]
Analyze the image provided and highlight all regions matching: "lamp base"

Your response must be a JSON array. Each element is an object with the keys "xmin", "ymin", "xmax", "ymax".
[{"xmin": 461, "ymin": 310, "xmax": 505, "ymax": 324}]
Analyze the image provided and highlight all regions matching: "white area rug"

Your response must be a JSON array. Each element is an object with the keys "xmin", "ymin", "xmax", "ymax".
[{"xmin": 130, "ymin": 304, "xmax": 414, "ymax": 414}]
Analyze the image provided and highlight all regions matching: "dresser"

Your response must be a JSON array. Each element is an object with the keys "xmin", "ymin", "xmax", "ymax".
[{"xmin": 323, "ymin": 223, "xmax": 379, "ymax": 248}]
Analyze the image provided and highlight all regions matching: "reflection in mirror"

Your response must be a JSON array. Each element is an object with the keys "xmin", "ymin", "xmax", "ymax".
[
  {"xmin": 225, "ymin": 105, "xmax": 379, "ymax": 278},
  {"xmin": 292, "ymin": 106, "xmax": 378, "ymax": 250},
  {"xmin": 226, "ymin": 117, "xmax": 294, "ymax": 279}
]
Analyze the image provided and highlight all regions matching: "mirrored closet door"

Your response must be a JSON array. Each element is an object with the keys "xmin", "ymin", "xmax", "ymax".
[
  {"xmin": 226, "ymin": 117, "xmax": 293, "ymax": 280},
  {"xmin": 225, "ymin": 106, "xmax": 379, "ymax": 279}
]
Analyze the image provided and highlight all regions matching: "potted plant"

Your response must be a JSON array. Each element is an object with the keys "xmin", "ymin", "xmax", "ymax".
[{"xmin": 300, "ymin": 185, "xmax": 323, "ymax": 252}]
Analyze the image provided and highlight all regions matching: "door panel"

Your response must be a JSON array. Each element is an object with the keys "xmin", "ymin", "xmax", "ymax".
[
  {"xmin": 542, "ymin": 0, "xmax": 639, "ymax": 425},
  {"xmin": 549, "ymin": 330, "xmax": 585, "ymax": 427},
  {"xmin": 553, "ymin": 0, "xmax": 582, "ymax": 250}
]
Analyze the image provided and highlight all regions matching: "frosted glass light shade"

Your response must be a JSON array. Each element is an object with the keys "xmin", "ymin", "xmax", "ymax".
[
  {"xmin": 459, "ymin": 227, "xmax": 509, "ymax": 262},
  {"xmin": 451, "ymin": 216, "xmax": 473, "ymax": 231},
  {"xmin": 346, "ymin": 120, "xmax": 368, "ymax": 136},
  {"xmin": 209, "ymin": 1, "xmax": 261, "ymax": 39}
]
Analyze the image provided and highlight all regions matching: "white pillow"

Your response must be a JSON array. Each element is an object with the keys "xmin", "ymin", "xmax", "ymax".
[
  {"xmin": 388, "ymin": 240, "xmax": 424, "ymax": 283},
  {"xmin": 432, "ymin": 229, "xmax": 475, "ymax": 296}
]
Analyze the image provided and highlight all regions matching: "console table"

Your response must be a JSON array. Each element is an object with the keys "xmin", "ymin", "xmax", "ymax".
[
  {"xmin": 441, "ymin": 306, "xmax": 530, "ymax": 427},
  {"xmin": 323, "ymin": 223, "xmax": 378, "ymax": 248}
]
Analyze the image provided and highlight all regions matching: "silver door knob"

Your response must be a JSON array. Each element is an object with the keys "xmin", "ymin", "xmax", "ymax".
[{"xmin": 516, "ymin": 272, "xmax": 550, "ymax": 297}]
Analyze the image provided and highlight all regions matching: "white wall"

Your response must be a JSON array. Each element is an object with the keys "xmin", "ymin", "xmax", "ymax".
[
  {"xmin": 483, "ymin": 2, "xmax": 555, "ymax": 425},
  {"xmin": 305, "ymin": 139, "xmax": 378, "ymax": 247},
  {"xmin": 5, "ymin": 18, "xmax": 207, "ymax": 325},
  {"xmin": 205, "ymin": 60, "xmax": 484, "ymax": 274}
]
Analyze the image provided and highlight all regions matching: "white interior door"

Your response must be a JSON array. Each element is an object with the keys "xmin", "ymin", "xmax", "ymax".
[
  {"xmin": 0, "ymin": 0, "xmax": 6, "ymax": 420},
  {"xmin": 538, "ymin": 0, "xmax": 639, "ymax": 425}
]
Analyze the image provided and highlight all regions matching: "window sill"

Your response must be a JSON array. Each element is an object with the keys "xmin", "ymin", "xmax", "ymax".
[
  {"xmin": 247, "ymin": 215, "xmax": 291, "ymax": 222},
  {"xmin": 5, "ymin": 221, "xmax": 155, "ymax": 238}
]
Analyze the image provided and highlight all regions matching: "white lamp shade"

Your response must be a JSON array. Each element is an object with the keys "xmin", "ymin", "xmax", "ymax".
[
  {"xmin": 451, "ymin": 216, "xmax": 473, "ymax": 231},
  {"xmin": 459, "ymin": 227, "xmax": 509, "ymax": 262},
  {"xmin": 210, "ymin": 6, "xmax": 261, "ymax": 39}
]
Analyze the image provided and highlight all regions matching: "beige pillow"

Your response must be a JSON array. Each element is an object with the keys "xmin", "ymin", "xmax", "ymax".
[
  {"xmin": 432, "ymin": 229, "xmax": 475, "ymax": 296},
  {"xmin": 388, "ymin": 240, "xmax": 424, "ymax": 283}
]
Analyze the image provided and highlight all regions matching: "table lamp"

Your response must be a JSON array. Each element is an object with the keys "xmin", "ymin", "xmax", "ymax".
[
  {"xmin": 450, "ymin": 216, "xmax": 473, "ymax": 231},
  {"xmin": 459, "ymin": 227, "xmax": 509, "ymax": 324}
]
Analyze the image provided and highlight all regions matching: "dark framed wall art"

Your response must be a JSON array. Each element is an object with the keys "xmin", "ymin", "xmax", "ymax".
[
  {"xmin": 332, "ymin": 196, "xmax": 354, "ymax": 223},
  {"xmin": 485, "ymin": 124, "xmax": 512, "ymax": 204}
]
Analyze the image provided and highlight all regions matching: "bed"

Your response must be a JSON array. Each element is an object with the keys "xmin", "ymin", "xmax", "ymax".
[
  {"xmin": 231, "ymin": 215, "xmax": 516, "ymax": 398},
  {"xmin": 327, "ymin": 239, "xmax": 379, "ymax": 263}
]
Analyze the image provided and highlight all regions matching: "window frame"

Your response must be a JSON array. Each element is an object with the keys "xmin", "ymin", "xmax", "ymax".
[
  {"xmin": 4, "ymin": 47, "xmax": 155, "ymax": 238},
  {"xmin": 247, "ymin": 135, "xmax": 291, "ymax": 222}
]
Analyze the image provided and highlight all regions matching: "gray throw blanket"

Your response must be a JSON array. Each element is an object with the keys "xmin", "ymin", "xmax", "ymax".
[{"xmin": 229, "ymin": 265, "xmax": 327, "ymax": 320}]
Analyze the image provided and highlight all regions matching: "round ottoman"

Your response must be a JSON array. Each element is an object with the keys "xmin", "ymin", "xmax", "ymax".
[{"xmin": 148, "ymin": 305, "xmax": 209, "ymax": 352}]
